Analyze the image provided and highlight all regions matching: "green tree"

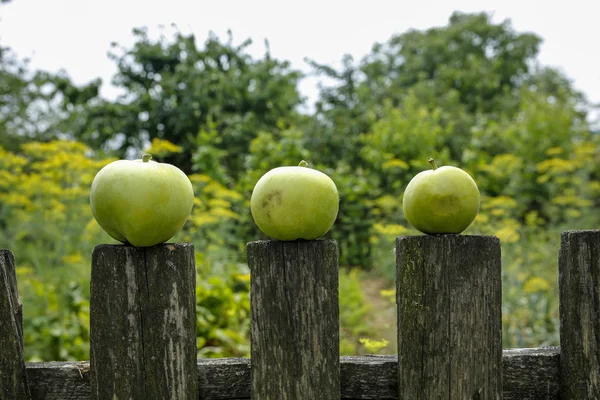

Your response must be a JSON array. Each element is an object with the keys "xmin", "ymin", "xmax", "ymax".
[
  {"xmin": 358, "ymin": 12, "xmax": 543, "ymax": 114},
  {"xmin": 68, "ymin": 28, "xmax": 304, "ymax": 177},
  {"xmin": 308, "ymin": 12, "xmax": 584, "ymax": 161},
  {"xmin": 0, "ymin": 46, "xmax": 100, "ymax": 152},
  {"xmin": 305, "ymin": 11, "xmax": 593, "ymax": 268},
  {"xmin": 304, "ymin": 54, "xmax": 371, "ymax": 166}
]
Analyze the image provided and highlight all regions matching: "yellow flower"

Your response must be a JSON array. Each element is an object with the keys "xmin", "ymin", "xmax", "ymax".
[
  {"xmin": 62, "ymin": 252, "xmax": 84, "ymax": 265},
  {"xmin": 0, "ymin": 192, "xmax": 32, "ymax": 208},
  {"xmin": 495, "ymin": 225, "xmax": 520, "ymax": 244},
  {"xmin": 235, "ymin": 273, "xmax": 251, "ymax": 283},
  {"xmin": 206, "ymin": 183, "xmax": 243, "ymax": 201},
  {"xmin": 21, "ymin": 140, "xmax": 89, "ymax": 159},
  {"xmin": 491, "ymin": 209, "xmax": 506, "ymax": 217},
  {"xmin": 523, "ymin": 277, "xmax": 551, "ymax": 294},
  {"xmin": 525, "ymin": 211, "xmax": 543, "ymax": 227},
  {"xmin": 379, "ymin": 289, "xmax": 396, "ymax": 304},
  {"xmin": 373, "ymin": 223, "xmax": 409, "ymax": 237},
  {"xmin": 552, "ymin": 195, "xmax": 591, "ymax": 207},
  {"xmin": 190, "ymin": 214, "xmax": 219, "ymax": 227},
  {"xmin": 188, "ymin": 174, "xmax": 212, "ymax": 183},
  {"xmin": 210, "ymin": 207, "xmax": 239, "ymax": 219},
  {"xmin": 16, "ymin": 266, "xmax": 34, "ymax": 279},
  {"xmin": 484, "ymin": 196, "xmax": 518, "ymax": 210},
  {"xmin": 536, "ymin": 158, "xmax": 576, "ymax": 174},
  {"xmin": 574, "ymin": 141, "xmax": 597, "ymax": 159},
  {"xmin": 374, "ymin": 195, "xmax": 400, "ymax": 215},
  {"xmin": 481, "ymin": 154, "xmax": 522, "ymax": 177},
  {"xmin": 565, "ymin": 209, "xmax": 582, "ymax": 219},
  {"xmin": 382, "ymin": 159, "xmax": 409, "ymax": 170},
  {"xmin": 474, "ymin": 213, "xmax": 490, "ymax": 223},
  {"xmin": 589, "ymin": 181, "xmax": 600, "ymax": 195},
  {"xmin": 208, "ymin": 199, "xmax": 232, "ymax": 209},
  {"xmin": 144, "ymin": 138, "xmax": 183, "ymax": 157},
  {"xmin": 83, "ymin": 217, "xmax": 103, "ymax": 240},
  {"xmin": 545, "ymin": 147, "xmax": 563, "ymax": 156},
  {"xmin": 0, "ymin": 147, "xmax": 28, "ymax": 169},
  {"xmin": 359, "ymin": 338, "xmax": 389, "ymax": 354}
]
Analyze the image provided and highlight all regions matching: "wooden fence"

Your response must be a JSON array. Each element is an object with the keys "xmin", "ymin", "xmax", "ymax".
[{"xmin": 1, "ymin": 230, "xmax": 599, "ymax": 399}]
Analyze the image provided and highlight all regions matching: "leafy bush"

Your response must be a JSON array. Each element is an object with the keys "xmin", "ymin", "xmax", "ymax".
[
  {"xmin": 2, "ymin": 11, "xmax": 600, "ymax": 358},
  {"xmin": 0, "ymin": 140, "xmax": 376, "ymax": 360},
  {"xmin": 194, "ymin": 257, "xmax": 251, "ymax": 358}
]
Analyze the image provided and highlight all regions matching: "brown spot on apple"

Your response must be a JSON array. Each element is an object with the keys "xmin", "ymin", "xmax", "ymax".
[
  {"xmin": 434, "ymin": 194, "xmax": 461, "ymax": 216},
  {"xmin": 261, "ymin": 190, "xmax": 282, "ymax": 210}
]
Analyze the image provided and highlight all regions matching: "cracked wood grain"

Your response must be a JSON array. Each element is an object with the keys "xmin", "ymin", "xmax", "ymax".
[
  {"xmin": 90, "ymin": 243, "xmax": 197, "ymax": 400},
  {"xmin": 247, "ymin": 239, "xmax": 340, "ymax": 400},
  {"xmin": 559, "ymin": 230, "xmax": 600, "ymax": 399},
  {"xmin": 0, "ymin": 249, "xmax": 32, "ymax": 400},
  {"xmin": 396, "ymin": 235, "xmax": 502, "ymax": 400}
]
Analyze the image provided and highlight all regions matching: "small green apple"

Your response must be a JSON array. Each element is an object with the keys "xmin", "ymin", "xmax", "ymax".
[
  {"xmin": 90, "ymin": 154, "xmax": 194, "ymax": 247},
  {"xmin": 402, "ymin": 158, "xmax": 480, "ymax": 234},
  {"xmin": 250, "ymin": 160, "xmax": 339, "ymax": 241}
]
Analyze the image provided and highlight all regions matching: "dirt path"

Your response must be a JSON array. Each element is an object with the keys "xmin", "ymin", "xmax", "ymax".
[{"xmin": 360, "ymin": 276, "xmax": 398, "ymax": 354}]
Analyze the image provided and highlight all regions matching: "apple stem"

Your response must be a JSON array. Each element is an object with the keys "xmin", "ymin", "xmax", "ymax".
[
  {"xmin": 428, "ymin": 158, "xmax": 438, "ymax": 170},
  {"xmin": 142, "ymin": 154, "xmax": 152, "ymax": 163},
  {"xmin": 299, "ymin": 160, "xmax": 309, "ymax": 168}
]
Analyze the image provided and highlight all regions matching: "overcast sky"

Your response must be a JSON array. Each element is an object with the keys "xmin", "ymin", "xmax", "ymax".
[{"xmin": 1, "ymin": 0, "xmax": 599, "ymax": 115}]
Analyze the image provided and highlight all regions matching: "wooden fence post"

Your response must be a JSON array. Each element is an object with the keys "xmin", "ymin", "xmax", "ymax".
[
  {"xmin": 247, "ymin": 239, "xmax": 340, "ymax": 400},
  {"xmin": 90, "ymin": 244, "xmax": 197, "ymax": 400},
  {"xmin": 396, "ymin": 235, "xmax": 502, "ymax": 399},
  {"xmin": 0, "ymin": 249, "xmax": 32, "ymax": 400},
  {"xmin": 559, "ymin": 229, "xmax": 600, "ymax": 399}
]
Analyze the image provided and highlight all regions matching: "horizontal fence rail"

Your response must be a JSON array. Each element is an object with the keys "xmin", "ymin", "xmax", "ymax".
[
  {"xmin": 23, "ymin": 348, "xmax": 560, "ymax": 400},
  {"xmin": 2, "ymin": 229, "xmax": 599, "ymax": 399}
]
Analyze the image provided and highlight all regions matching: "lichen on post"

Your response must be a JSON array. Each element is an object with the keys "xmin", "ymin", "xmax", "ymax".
[
  {"xmin": 559, "ymin": 229, "xmax": 600, "ymax": 399},
  {"xmin": 89, "ymin": 243, "xmax": 197, "ymax": 400},
  {"xmin": 247, "ymin": 239, "xmax": 340, "ymax": 400},
  {"xmin": 396, "ymin": 234, "xmax": 502, "ymax": 399}
]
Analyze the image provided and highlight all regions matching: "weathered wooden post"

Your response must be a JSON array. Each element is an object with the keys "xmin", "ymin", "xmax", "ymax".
[
  {"xmin": 90, "ymin": 244, "xmax": 197, "ymax": 400},
  {"xmin": 0, "ymin": 250, "xmax": 32, "ymax": 400},
  {"xmin": 247, "ymin": 239, "xmax": 340, "ymax": 400},
  {"xmin": 396, "ymin": 235, "xmax": 502, "ymax": 399},
  {"xmin": 559, "ymin": 229, "xmax": 600, "ymax": 399}
]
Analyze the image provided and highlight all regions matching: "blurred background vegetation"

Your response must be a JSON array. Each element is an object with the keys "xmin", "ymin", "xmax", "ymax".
[{"xmin": 1, "ymin": 10, "xmax": 599, "ymax": 361}]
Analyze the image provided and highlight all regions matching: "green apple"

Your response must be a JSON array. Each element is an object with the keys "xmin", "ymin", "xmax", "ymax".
[
  {"xmin": 90, "ymin": 154, "xmax": 194, "ymax": 247},
  {"xmin": 250, "ymin": 160, "xmax": 339, "ymax": 241},
  {"xmin": 402, "ymin": 158, "xmax": 480, "ymax": 234}
]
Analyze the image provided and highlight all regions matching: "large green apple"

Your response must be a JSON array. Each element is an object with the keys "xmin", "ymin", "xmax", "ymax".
[
  {"xmin": 250, "ymin": 160, "xmax": 339, "ymax": 241},
  {"xmin": 90, "ymin": 154, "xmax": 194, "ymax": 247},
  {"xmin": 402, "ymin": 158, "xmax": 480, "ymax": 234}
]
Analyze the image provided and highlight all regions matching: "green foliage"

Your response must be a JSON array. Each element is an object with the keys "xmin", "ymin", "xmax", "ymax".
[
  {"xmin": 0, "ymin": 139, "xmax": 379, "ymax": 360},
  {"xmin": 357, "ymin": 11, "xmax": 543, "ymax": 115},
  {"xmin": 339, "ymin": 268, "xmax": 380, "ymax": 355},
  {"xmin": 0, "ymin": 44, "xmax": 101, "ymax": 153},
  {"xmin": 63, "ymin": 28, "xmax": 304, "ymax": 176},
  {"xmin": 194, "ymin": 258, "xmax": 251, "ymax": 357},
  {"xmin": 18, "ymin": 273, "xmax": 90, "ymax": 362},
  {"xmin": 1, "ymin": 11, "xmax": 599, "ymax": 359},
  {"xmin": 0, "ymin": 141, "xmax": 108, "ymax": 360}
]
